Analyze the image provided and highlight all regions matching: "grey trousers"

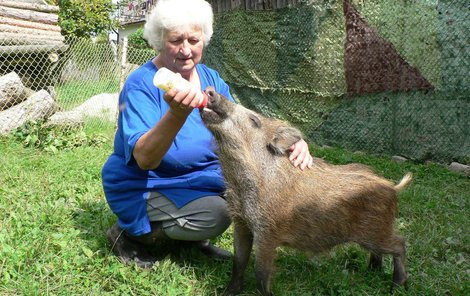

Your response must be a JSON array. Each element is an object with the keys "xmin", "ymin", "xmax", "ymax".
[{"xmin": 146, "ymin": 192, "xmax": 231, "ymax": 241}]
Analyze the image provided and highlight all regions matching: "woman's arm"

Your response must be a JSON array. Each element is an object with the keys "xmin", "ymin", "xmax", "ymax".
[{"xmin": 132, "ymin": 88, "xmax": 201, "ymax": 170}]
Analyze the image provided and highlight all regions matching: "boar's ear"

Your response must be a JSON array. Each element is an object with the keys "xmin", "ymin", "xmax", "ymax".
[{"xmin": 267, "ymin": 126, "xmax": 303, "ymax": 155}]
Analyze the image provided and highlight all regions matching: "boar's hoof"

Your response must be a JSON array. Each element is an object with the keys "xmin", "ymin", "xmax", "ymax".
[
  {"xmin": 223, "ymin": 282, "xmax": 243, "ymax": 296},
  {"xmin": 390, "ymin": 278, "xmax": 408, "ymax": 293}
]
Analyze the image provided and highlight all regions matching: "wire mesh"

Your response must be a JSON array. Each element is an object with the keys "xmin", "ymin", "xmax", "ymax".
[
  {"xmin": 0, "ymin": 35, "xmax": 157, "ymax": 134},
  {"xmin": 0, "ymin": 0, "xmax": 468, "ymax": 164}
]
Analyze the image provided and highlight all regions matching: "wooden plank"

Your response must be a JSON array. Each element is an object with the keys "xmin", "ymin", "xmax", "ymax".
[
  {"xmin": 0, "ymin": 5, "xmax": 58, "ymax": 25},
  {"xmin": 0, "ymin": 16, "xmax": 61, "ymax": 32},
  {"xmin": 0, "ymin": 1, "xmax": 59, "ymax": 13},
  {"xmin": 209, "ymin": 0, "xmax": 300, "ymax": 12},
  {"xmin": 231, "ymin": 0, "xmax": 243, "ymax": 11}
]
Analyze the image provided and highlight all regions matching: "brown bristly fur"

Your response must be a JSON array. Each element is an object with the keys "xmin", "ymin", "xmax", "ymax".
[{"xmin": 200, "ymin": 88, "xmax": 412, "ymax": 296}]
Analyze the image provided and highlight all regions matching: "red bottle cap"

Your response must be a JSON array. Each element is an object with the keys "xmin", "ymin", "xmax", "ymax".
[{"xmin": 197, "ymin": 93, "xmax": 208, "ymax": 109}]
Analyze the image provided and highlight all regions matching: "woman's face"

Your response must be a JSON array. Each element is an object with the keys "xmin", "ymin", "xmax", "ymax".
[{"xmin": 159, "ymin": 26, "xmax": 204, "ymax": 77}]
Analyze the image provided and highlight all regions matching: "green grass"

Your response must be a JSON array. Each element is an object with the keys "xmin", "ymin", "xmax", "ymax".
[{"xmin": 0, "ymin": 126, "xmax": 468, "ymax": 295}]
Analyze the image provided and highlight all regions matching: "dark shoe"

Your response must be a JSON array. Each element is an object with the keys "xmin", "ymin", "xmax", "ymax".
[
  {"xmin": 106, "ymin": 224, "xmax": 157, "ymax": 269},
  {"xmin": 191, "ymin": 240, "xmax": 232, "ymax": 261}
]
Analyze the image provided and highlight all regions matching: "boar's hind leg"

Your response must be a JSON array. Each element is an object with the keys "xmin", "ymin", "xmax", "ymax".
[
  {"xmin": 368, "ymin": 252, "xmax": 383, "ymax": 270},
  {"xmin": 224, "ymin": 222, "xmax": 253, "ymax": 296},
  {"xmin": 255, "ymin": 242, "xmax": 278, "ymax": 296},
  {"xmin": 390, "ymin": 235, "xmax": 408, "ymax": 289},
  {"xmin": 364, "ymin": 234, "xmax": 408, "ymax": 289}
]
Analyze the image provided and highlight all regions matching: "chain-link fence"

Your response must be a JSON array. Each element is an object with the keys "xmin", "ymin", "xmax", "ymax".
[
  {"xmin": 0, "ymin": 35, "xmax": 156, "ymax": 133},
  {"xmin": 1, "ymin": 0, "xmax": 468, "ymax": 164}
]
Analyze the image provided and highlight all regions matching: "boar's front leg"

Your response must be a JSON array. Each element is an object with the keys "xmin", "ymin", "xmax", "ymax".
[
  {"xmin": 255, "ymin": 241, "xmax": 278, "ymax": 296},
  {"xmin": 224, "ymin": 221, "xmax": 253, "ymax": 296}
]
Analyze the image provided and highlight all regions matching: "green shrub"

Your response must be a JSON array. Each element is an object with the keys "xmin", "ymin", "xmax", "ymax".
[
  {"xmin": 9, "ymin": 120, "xmax": 108, "ymax": 153},
  {"xmin": 128, "ymin": 28, "xmax": 149, "ymax": 49}
]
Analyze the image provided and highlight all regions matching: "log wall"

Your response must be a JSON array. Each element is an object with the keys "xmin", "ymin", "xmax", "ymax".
[{"xmin": 208, "ymin": 0, "xmax": 300, "ymax": 13}]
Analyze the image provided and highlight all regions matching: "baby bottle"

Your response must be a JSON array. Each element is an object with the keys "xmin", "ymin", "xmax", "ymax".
[{"xmin": 153, "ymin": 67, "xmax": 208, "ymax": 108}]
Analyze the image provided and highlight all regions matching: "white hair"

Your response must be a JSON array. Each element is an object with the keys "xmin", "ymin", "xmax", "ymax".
[{"xmin": 143, "ymin": 0, "xmax": 214, "ymax": 51}]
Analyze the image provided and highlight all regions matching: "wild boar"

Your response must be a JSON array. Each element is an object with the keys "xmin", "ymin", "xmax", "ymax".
[{"xmin": 200, "ymin": 87, "xmax": 412, "ymax": 296}]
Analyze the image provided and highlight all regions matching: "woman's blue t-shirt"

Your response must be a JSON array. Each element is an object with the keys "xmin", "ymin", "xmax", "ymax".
[{"xmin": 102, "ymin": 60, "xmax": 234, "ymax": 236}]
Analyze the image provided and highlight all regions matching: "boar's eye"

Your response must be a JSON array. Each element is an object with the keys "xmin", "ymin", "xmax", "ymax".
[{"xmin": 249, "ymin": 114, "xmax": 262, "ymax": 128}]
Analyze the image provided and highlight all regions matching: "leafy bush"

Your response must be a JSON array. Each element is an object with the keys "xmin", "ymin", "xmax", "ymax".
[
  {"xmin": 9, "ymin": 120, "xmax": 108, "ymax": 153},
  {"xmin": 128, "ymin": 28, "xmax": 150, "ymax": 49},
  {"xmin": 127, "ymin": 28, "xmax": 155, "ymax": 64},
  {"xmin": 57, "ymin": 0, "xmax": 115, "ymax": 37}
]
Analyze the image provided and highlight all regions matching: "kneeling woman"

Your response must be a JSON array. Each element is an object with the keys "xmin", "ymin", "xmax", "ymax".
[{"xmin": 102, "ymin": 0, "xmax": 313, "ymax": 268}]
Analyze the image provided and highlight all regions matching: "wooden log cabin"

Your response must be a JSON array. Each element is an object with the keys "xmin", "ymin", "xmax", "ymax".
[{"xmin": 0, "ymin": 0, "xmax": 67, "ymax": 89}]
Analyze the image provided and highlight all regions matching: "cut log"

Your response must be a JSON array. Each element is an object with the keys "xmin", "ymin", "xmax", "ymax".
[
  {"xmin": 0, "ymin": 43, "xmax": 68, "ymax": 55},
  {"xmin": 0, "ymin": 16, "xmax": 61, "ymax": 32},
  {"xmin": 0, "ymin": 31, "xmax": 65, "ymax": 44},
  {"xmin": 0, "ymin": 1, "xmax": 59, "ymax": 14},
  {"xmin": 0, "ymin": 89, "xmax": 58, "ymax": 134},
  {"xmin": 0, "ymin": 5, "xmax": 58, "ymax": 25},
  {"xmin": 0, "ymin": 72, "xmax": 26, "ymax": 110},
  {"xmin": 47, "ymin": 93, "xmax": 119, "ymax": 127},
  {"xmin": 46, "ymin": 110, "xmax": 84, "ymax": 128},
  {"xmin": 0, "ymin": 24, "xmax": 64, "ymax": 41}
]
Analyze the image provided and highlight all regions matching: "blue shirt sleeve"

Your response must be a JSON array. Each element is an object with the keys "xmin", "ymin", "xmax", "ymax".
[{"xmin": 119, "ymin": 76, "xmax": 163, "ymax": 166}]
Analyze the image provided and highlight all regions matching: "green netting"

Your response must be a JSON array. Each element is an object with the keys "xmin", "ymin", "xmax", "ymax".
[
  {"xmin": 203, "ymin": 0, "xmax": 470, "ymax": 164},
  {"xmin": 311, "ymin": 92, "xmax": 470, "ymax": 162}
]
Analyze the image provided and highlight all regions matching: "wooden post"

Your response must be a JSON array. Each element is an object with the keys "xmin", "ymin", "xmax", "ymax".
[
  {"xmin": 115, "ymin": 37, "xmax": 129, "ymax": 123},
  {"xmin": 120, "ymin": 37, "xmax": 128, "ymax": 91}
]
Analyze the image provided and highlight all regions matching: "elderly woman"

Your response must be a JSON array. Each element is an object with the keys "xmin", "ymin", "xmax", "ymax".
[{"xmin": 102, "ymin": 0, "xmax": 313, "ymax": 268}]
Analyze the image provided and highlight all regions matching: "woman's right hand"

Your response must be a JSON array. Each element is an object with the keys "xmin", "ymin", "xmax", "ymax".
[
  {"xmin": 134, "ymin": 87, "xmax": 201, "ymax": 170},
  {"xmin": 164, "ymin": 87, "xmax": 201, "ymax": 118}
]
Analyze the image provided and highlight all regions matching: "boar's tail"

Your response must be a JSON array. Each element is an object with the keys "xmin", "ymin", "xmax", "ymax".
[{"xmin": 394, "ymin": 173, "xmax": 413, "ymax": 192}]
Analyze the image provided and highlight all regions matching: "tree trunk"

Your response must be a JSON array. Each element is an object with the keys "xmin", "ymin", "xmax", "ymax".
[
  {"xmin": 0, "ymin": 71, "xmax": 26, "ymax": 111},
  {"xmin": 0, "ymin": 89, "xmax": 58, "ymax": 134}
]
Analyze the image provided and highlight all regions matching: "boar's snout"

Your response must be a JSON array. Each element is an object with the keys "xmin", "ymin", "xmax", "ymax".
[
  {"xmin": 204, "ymin": 86, "xmax": 217, "ymax": 103},
  {"xmin": 201, "ymin": 87, "xmax": 232, "ymax": 124}
]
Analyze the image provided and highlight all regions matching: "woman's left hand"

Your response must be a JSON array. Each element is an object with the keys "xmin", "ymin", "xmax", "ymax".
[{"xmin": 288, "ymin": 139, "xmax": 313, "ymax": 170}]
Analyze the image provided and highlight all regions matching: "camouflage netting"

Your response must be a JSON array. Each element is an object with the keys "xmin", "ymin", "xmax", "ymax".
[{"xmin": 203, "ymin": 0, "xmax": 470, "ymax": 164}]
